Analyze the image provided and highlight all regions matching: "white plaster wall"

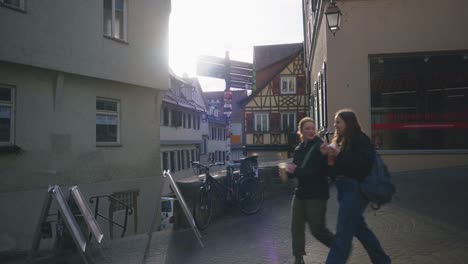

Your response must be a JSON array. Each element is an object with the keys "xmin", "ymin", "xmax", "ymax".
[
  {"xmin": 160, "ymin": 122, "xmax": 204, "ymax": 141},
  {"xmin": 0, "ymin": 0, "xmax": 170, "ymax": 90},
  {"xmin": 0, "ymin": 62, "xmax": 166, "ymax": 251}
]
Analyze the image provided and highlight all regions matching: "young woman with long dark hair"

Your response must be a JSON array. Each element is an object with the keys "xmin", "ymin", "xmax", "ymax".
[{"xmin": 322, "ymin": 109, "xmax": 390, "ymax": 264}]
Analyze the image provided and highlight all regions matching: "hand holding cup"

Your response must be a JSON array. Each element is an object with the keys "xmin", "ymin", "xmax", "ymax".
[{"xmin": 278, "ymin": 162, "xmax": 288, "ymax": 183}]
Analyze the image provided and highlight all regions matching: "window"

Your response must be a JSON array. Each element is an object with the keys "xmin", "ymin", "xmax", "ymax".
[
  {"xmin": 201, "ymin": 136, "xmax": 208, "ymax": 154},
  {"xmin": 370, "ymin": 52, "xmax": 468, "ymax": 150},
  {"xmin": 170, "ymin": 151, "xmax": 176, "ymax": 172},
  {"xmin": 177, "ymin": 151, "xmax": 181, "ymax": 171},
  {"xmin": 0, "ymin": 0, "xmax": 25, "ymax": 10},
  {"xmin": 188, "ymin": 114, "xmax": 191, "ymax": 129},
  {"xmin": 96, "ymin": 98, "xmax": 120, "ymax": 144},
  {"xmin": 0, "ymin": 86, "xmax": 14, "ymax": 145},
  {"xmin": 254, "ymin": 113, "xmax": 269, "ymax": 132},
  {"xmin": 103, "ymin": 0, "xmax": 127, "ymax": 41},
  {"xmin": 181, "ymin": 150, "xmax": 185, "ymax": 170},
  {"xmin": 182, "ymin": 113, "xmax": 186, "ymax": 128},
  {"xmin": 280, "ymin": 76, "xmax": 296, "ymax": 94},
  {"xmin": 281, "ymin": 112, "xmax": 297, "ymax": 132},
  {"xmin": 186, "ymin": 150, "xmax": 190, "ymax": 168},
  {"xmin": 171, "ymin": 110, "xmax": 182, "ymax": 127},
  {"xmin": 162, "ymin": 108, "xmax": 169, "ymax": 126},
  {"xmin": 162, "ymin": 152, "xmax": 169, "ymax": 171},
  {"xmin": 312, "ymin": 63, "xmax": 328, "ymax": 130}
]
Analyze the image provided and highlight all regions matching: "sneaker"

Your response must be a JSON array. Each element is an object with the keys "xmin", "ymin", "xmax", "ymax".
[{"xmin": 294, "ymin": 256, "xmax": 305, "ymax": 264}]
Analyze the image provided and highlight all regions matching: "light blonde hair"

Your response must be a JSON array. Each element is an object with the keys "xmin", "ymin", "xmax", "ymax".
[{"xmin": 297, "ymin": 117, "xmax": 316, "ymax": 143}]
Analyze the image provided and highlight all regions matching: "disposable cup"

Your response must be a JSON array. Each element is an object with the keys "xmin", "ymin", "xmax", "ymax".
[{"xmin": 278, "ymin": 162, "xmax": 288, "ymax": 183}]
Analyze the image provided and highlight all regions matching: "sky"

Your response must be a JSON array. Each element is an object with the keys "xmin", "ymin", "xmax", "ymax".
[{"xmin": 168, "ymin": 0, "xmax": 304, "ymax": 91}]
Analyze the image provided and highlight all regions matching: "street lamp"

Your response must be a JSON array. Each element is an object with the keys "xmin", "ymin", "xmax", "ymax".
[{"xmin": 325, "ymin": 0, "xmax": 342, "ymax": 36}]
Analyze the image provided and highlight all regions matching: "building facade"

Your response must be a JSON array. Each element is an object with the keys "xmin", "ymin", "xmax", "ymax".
[
  {"xmin": 229, "ymin": 90, "xmax": 248, "ymax": 161},
  {"xmin": 303, "ymin": 0, "xmax": 468, "ymax": 172},
  {"xmin": 203, "ymin": 91, "xmax": 229, "ymax": 163},
  {"xmin": 0, "ymin": 0, "xmax": 171, "ymax": 252},
  {"xmin": 160, "ymin": 72, "xmax": 205, "ymax": 194},
  {"xmin": 241, "ymin": 43, "xmax": 308, "ymax": 162}
]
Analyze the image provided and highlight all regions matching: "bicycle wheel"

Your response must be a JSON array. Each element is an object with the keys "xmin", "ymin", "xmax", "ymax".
[
  {"xmin": 237, "ymin": 177, "xmax": 264, "ymax": 215},
  {"xmin": 193, "ymin": 185, "xmax": 213, "ymax": 230}
]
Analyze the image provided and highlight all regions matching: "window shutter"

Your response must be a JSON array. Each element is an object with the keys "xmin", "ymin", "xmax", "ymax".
[
  {"xmin": 271, "ymin": 113, "xmax": 280, "ymax": 132},
  {"xmin": 246, "ymin": 113, "xmax": 254, "ymax": 132}
]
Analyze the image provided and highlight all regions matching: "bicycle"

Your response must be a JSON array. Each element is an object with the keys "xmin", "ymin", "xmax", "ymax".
[{"xmin": 191, "ymin": 156, "xmax": 264, "ymax": 230}]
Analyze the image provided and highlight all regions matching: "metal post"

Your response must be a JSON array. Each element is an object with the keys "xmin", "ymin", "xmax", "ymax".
[{"xmin": 224, "ymin": 51, "xmax": 232, "ymax": 163}]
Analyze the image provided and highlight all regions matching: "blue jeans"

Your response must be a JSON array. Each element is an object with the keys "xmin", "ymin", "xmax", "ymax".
[{"xmin": 326, "ymin": 177, "xmax": 390, "ymax": 264}]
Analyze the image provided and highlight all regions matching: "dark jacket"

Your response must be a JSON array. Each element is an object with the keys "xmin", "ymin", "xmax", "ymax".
[
  {"xmin": 334, "ymin": 131, "xmax": 375, "ymax": 181},
  {"xmin": 289, "ymin": 137, "xmax": 330, "ymax": 200}
]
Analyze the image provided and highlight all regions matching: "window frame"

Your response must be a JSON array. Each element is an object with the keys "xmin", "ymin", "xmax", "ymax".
[
  {"xmin": 96, "ymin": 97, "xmax": 121, "ymax": 146},
  {"xmin": 162, "ymin": 152, "xmax": 169, "ymax": 171},
  {"xmin": 312, "ymin": 62, "xmax": 328, "ymax": 131},
  {"xmin": 280, "ymin": 76, "xmax": 297, "ymax": 94},
  {"xmin": 103, "ymin": 0, "xmax": 128, "ymax": 42},
  {"xmin": 0, "ymin": 85, "xmax": 15, "ymax": 146},
  {"xmin": 162, "ymin": 107, "xmax": 169, "ymax": 126},
  {"xmin": 281, "ymin": 112, "xmax": 297, "ymax": 132},
  {"xmin": 0, "ymin": 0, "xmax": 26, "ymax": 11},
  {"xmin": 254, "ymin": 113, "xmax": 269, "ymax": 132}
]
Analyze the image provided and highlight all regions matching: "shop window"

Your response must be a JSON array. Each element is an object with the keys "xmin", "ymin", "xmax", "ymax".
[{"xmin": 370, "ymin": 53, "xmax": 468, "ymax": 150}]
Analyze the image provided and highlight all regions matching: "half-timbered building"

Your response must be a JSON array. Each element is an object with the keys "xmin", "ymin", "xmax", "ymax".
[{"xmin": 240, "ymin": 43, "xmax": 307, "ymax": 161}]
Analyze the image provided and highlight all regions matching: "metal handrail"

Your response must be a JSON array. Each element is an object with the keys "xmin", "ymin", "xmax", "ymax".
[{"xmin": 89, "ymin": 195, "xmax": 134, "ymax": 238}]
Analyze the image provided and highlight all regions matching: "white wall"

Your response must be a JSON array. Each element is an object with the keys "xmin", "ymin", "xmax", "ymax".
[
  {"xmin": 0, "ymin": 62, "xmax": 165, "ymax": 251},
  {"xmin": 0, "ymin": 0, "xmax": 170, "ymax": 90}
]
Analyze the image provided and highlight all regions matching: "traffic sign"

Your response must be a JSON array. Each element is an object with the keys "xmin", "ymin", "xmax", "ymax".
[
  {"xmin": 231, "ymin": 81, "xmax": 252, "ymax": 90},
  {"xmin": 197, "ymin": 61, "xmax": 225, "ymax": 79},
  {"xmin": 231, "ymin": 60, "xmax": 253, "ymax": 69},
  {"xmin": 198, "ymin": 55, "xmax": 225, "ymax": 65},
  {"xmin": 230, "ymin": 67, "xmax": 253, "ymax": 76},
  {"xmin": 230, "ymin": 74, "xmax": 253, "ymax": 83}
]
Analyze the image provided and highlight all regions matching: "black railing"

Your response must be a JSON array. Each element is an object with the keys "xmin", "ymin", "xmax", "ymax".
[{"xmin": 89, "ymin": 195, "xmax": 133, "ymax": 238}]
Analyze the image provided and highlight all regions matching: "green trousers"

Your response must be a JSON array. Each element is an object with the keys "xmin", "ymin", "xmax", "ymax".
[{"xmin": 291, "ymin": 196, "xmax": 335, "ymax": 256}]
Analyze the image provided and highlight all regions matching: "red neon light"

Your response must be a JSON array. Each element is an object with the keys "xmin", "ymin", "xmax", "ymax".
[{"xmin": 372, "ymin": 122, "xmax": 468, "ymax": 130}]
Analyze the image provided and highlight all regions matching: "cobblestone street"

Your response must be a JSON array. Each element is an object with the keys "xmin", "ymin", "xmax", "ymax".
[
  {"xmin": 156, "ymin": 166, "xmax": 468, "ymax": 264},
  {"xmin": 6, "ymin": 167, "xmax": 468, "ymax": 264}
]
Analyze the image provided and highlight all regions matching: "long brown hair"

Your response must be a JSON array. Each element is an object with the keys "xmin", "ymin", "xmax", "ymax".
[
  {"xmin": 297, "ymin": 117, "xmax": 315, "ymax": 143},
  {"xmin": 331, "ymin": 109, "xmax": 362, "ymax": 151}
]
